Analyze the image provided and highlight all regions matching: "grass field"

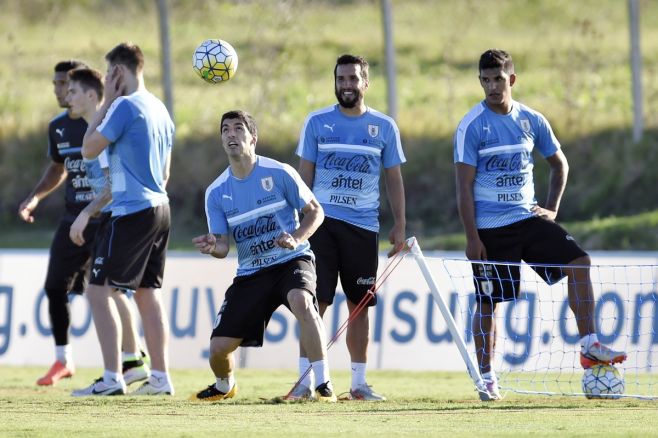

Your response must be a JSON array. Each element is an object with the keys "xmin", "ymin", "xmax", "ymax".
[{"xmin": 1, "ymin": 367, "xmax": 657, "ymax": 437}]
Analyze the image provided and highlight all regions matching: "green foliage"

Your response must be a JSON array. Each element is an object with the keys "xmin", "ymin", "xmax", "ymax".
[
  {"xmin": 419, "ymin": 209, "xmax": 658, "ymax": 252},
  {"xmin": 1, "ymin": 0, "xmax": 658, "ymax": 248},
  {"xmin": 1, "ymin": 366, "xmax": 657, "ymax": 437}
]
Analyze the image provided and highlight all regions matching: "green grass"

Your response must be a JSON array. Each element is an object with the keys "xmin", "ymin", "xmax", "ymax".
[{"xmin": 1, "ymin": 366, "xmax": 657, "ymax": 437}]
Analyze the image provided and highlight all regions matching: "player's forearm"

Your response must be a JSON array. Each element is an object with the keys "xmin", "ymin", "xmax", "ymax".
[
  {"xmin": 82, "ymin": 185, "xmax": 112, "ymax": 217},
  {"xmin": 543, "ymin": 150, "xmax": 569, "ymax": 213},
  {"xmin": 545, "ymin": 165, "xmax": 568, "ymax": 213},
  {"xmin": 85, "ymin": 101, "xmax": 111, "ymax": 142},
  {"xmin": 455, "ymin": 163, "xmax": 479, "ymax": 240},
  {"xmin": 162, "ymin": 151, "xmax": 172, "ymax": 188},
  {"xmin": 457, "ymin": 193, "xmax": 479, "ymax": 241},
  {"xmin": 30, "ymin": 163, "xmax": 67, "ymax": 201},
  {"xmin": 384, "ymin": 167, "xmax": 406, "ymax": 227},
  {"xmin": 293, "ymin": 200, "xmax": 324, "ymax": 244},
  {"xmin": 297, "ymin": 159, "xmax": 316, "ymax": 190},
  {"xmin": 209, "ymin": 235, "xmax": 229, "ymax": 259},
  {"xmin": 82, "ymin": 102, "xmax": 112, "ymax": 159},
  {"xmin": 210, "ymin": 244, "xmax": 229, "ymax": 259}
]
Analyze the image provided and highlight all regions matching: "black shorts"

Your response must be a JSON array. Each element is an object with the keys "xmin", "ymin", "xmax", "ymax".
[
  {"xmin": 211, "ymin": 255, "xmax": 317, "ymax": 347},
  {"xmin": 90, "ymin": 204, "xmax": 170, "ymax": 291},
  {"xmin": 44, "ymin": 217, "xmax": 100, "ymax": 294},
  {"xmin": 308, "ymin": 217, "xmax": 379, "ymax": 307},
  {"xmin": 472, "ymin": 216, "xmax": 588, "ymax": 304}
]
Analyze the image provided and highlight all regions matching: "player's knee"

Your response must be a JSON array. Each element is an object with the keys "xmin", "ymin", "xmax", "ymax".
[
  {"xmin": 567, "ymin": 255, "xmax": 591, "ymax": 280},
  {"xmin": 476, "ymin": 300, "xmax": 496, "ymax": 316},
  {"xmin": 569, "ymin": 255, "xmax": 591, "ymax": 267},
  {"xmin": 348, "ymin": 305, "xmax": 369, "ymax": 323},
  {"xmin": 287, "ymin": 289, "xmax": 313, "ymax": 315}
]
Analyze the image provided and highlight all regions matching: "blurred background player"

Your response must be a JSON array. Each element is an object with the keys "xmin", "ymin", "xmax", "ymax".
[
  {"xmin": 17, "ymin": 60, "xmax": 143, "ymax": 387},
  {"xmin": 65, "ymin": 67, "xmax": 150, "ymax": 388},
  {"xmin": 191, "ymin": 110, "xmax": 335, "ymax": 402},
  {"xmin": 454, "ymin": 49, "xmax": 627, "ymax": 401},
  {"xmin": 73, "ymin": 43, "xmax": 174, "ymax": 396},
  {"xmin": 295, "ymin": 54, "xmax": 406, "ymax": 401}
]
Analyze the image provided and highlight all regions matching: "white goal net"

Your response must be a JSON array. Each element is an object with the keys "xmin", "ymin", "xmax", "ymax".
[{"xmin": 407, "ymin": 238, "xmax": 658, "ymax": 399}]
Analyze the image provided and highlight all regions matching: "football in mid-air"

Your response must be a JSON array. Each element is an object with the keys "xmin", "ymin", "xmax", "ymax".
[
  {"xmin": 582, "ymin": 364, "xmax": 624, "ymax": 399},
  {"xmin": 192, "ymin": 39, "xmax": 238, "ymax": 84}
]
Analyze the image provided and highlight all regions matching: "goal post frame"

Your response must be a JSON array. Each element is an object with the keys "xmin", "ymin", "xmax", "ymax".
[{"xmin": 406, "ymin": 237, "xmax": 486, "ymax": 392}]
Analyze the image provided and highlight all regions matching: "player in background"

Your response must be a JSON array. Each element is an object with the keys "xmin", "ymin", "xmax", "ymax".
[
  {"xmin": 65, "ymin": 67, "xmax": 150, "ymax": 388},
  {"xmin": 17, "ymin": 60, "xmax": 142, "ymax": 387},
  {"xmin": 454, "ymin": 49, "xmax": 627, "ymax": 401},
  {"xmin": 295, "ymin": 54, "xmax": 406, "ymax": 401},
  {"xmin": 191, "ymin": 110, "xmax": 336, "ymax": 402},
  {"xmin": 72, "ymin": 43, "xmax": 174, "ymax": 396}
]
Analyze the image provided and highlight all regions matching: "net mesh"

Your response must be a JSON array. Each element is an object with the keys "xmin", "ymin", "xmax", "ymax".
[{"xmin": 432, "ymin": 256, "xmax": 658, "ymax": 399}]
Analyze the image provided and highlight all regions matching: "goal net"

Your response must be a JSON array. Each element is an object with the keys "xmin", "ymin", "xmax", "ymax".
[{"xmin": 407, "ymin": 238, "xmax": 658, "ymax": 400}]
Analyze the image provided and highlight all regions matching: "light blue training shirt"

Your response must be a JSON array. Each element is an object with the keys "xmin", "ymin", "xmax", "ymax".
[
  {"xmin": 205, "ymin": 156, "xmax": 316, "ymax": 277},
  {"xmin": 97, "ymin": 90, "xmax": 174, "ymax": 216},
  {"xmin": 454, "ymin": 100, "xmax": 560, "ymax": 229},
  {"xmin": 296, "ymin": 104, "xmax": 406, "ymax": 232}
]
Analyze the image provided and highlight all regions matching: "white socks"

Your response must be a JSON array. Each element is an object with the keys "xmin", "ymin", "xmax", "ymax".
[
  {"xmin": 103, "ymin": 370, "xmax": 121, "ymax": 383},
  {"xmin": 55, "ymin": 345, "xmax": 73, "ymax": 365},
  {"xmin": 216, "ymin": 375, "xmax": 235, "ymax": 393},
  {"xmin": 311, "ymin": 359, "xmax": 331, "ymax": 388},
  {"xmin": 482, "ymin": 371, "xmax": 497, "ymax": 383},
  {"xmin": 150, "ymin": 369, "xmax": 171, "ymax": 387},
  {"xmin": 580, "ymin": 333, "xmax": 599, "ymax": 351},
  {"xmin": 122, "ymin": 351, "xmax": 141, "ymax": 362},
  {"xmin": 351, "ymin": 362, "xmax": 367, "ymax": 389},
  {"xmin": 299, "ymin": 357, "xmax": 314, "ymax": 388}
]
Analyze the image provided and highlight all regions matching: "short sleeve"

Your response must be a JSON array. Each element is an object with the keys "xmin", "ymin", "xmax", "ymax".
[
  {"xmin": 454, "ymin": 121, "xmax": 479, "ymax": 166},
  {"xmin": 280, "ymin": 165, "xmax": 315, "ymax": 211},
  {"xmin": 205, "ymin": 187, "xmax": 228, "ymax": 235},
  {"xmin": 295, "ymin": 115, "xmax": 318, "ymax": 162},
  {"xmin": 381, "ymin": 120, "xmax": 405, "ymax": 168},
  {"xmin": 534, "ymin": 114, "xmax": 560, "ymax": 158},
  {"xmin": 97, "ymin": 98, "xmax": 132, "ymax": 144}
]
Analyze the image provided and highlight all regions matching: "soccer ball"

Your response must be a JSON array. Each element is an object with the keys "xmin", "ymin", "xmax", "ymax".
[
  {"xmin": 192, "ymin": 39, "xmax": 238, "ymax": 84},
  {"xmin": 581, "ymin": 364, "xmax": 624, "ymax": 399}
]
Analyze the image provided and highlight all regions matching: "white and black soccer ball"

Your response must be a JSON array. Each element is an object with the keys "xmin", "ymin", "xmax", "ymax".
[
  {"xmin": 192, "ymin": 39, "xmax": 238, "ymax": 84},
  {"xmin": 582, "ymin": 364, "xmax": 624, "ymax": 399}
]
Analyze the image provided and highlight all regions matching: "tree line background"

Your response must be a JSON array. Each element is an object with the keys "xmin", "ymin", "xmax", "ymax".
[{"xmin": 1, "ymin": 0, "xmax": 657, "ymax": 249}]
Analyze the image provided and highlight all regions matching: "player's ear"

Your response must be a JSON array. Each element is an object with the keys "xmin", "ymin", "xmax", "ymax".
[{"xmin": 509, "ymin": 73, "xmax": 517, "ymax": 87}]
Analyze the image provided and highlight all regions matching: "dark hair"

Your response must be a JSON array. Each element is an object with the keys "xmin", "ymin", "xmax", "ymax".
[
  {"xmin": 221, "ymin": 110, "xmax": 258, "ymax": 137},
  {"xmin": 334, "ymin": 54, "xmax": 369, "ymax": 81},
  {"xmin": 105, "ymin": 42, "xmax": 144, "ymax": 75},
  {"xmin": 54, "ymin": 60, "xmax": 87, "ymax": 73},
  {"xmin": 68, "ymin": 68, "xmax": 104, "ymax": 100},
  {"xmin": 479, "ymin": 49, "xmax": 514, "ymax": 74}
]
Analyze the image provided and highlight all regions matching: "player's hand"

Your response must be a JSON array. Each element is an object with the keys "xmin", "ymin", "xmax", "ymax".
[
  {"xmin": 69, "ymin": 212, "xmax": 90, "ymax": 246},
  {"xmin": 387, "ymin": 222, "xmax": 406, "ymax": 257},
  {"xmin": 192, "ymin": 233, "xmax": 217, "ymax": 255},
  {"xmin": 532, "ymin": 205, "xmax": 557, "ymax": 221},
  {"xmin": 465, "ymin": 237, "xmax": 487, "ymax": 261},
  {"xmin": 104, "ymin": 65, "xmax": 125, "ymax": 102},
  {"xmin": 18, "ymin": 196, "xmax": 38, "ymax": 223},
  {"xmin": 276, "ymin": 232, "xmax": 298, "ymax": 250}
]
